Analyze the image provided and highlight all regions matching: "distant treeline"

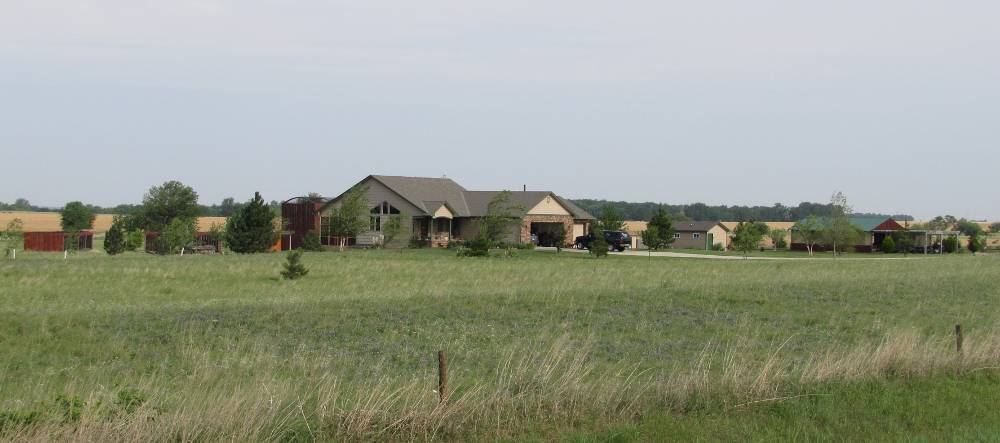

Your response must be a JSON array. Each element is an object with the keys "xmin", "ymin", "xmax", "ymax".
[
  {"xmin": 569, "ymin": 199, "xmax": 913, "ymax": 222},
  {"xmin": 1, "ymin": 198, "xmax": 281, "ymax": 217}
]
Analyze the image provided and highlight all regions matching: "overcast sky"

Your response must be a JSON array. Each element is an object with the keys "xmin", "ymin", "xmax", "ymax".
[{"xmin": 2, "ymin": 1, "xmax": 997, "ymax": 219}]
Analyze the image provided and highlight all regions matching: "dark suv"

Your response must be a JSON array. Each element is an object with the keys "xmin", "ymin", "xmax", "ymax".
[{"xmin": 574, "ymin": 230, "xmax": 631, "ymax": 252}]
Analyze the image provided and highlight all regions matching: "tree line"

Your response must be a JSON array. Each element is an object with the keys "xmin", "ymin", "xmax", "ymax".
[
  {"xmin": 0, "ymin": 197, "xmax": 279, "ymax": 217},
  {"xmin": 569, "ymin": 199, "xmax": 913, "ymax": 222}
]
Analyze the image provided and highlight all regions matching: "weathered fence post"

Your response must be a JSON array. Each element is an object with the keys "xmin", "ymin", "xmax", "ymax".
[
  {"xmin": 437, "ymin": 350, "xmax": 447, "ymax": 404},
  {"xmin": 955, "ymin": 324, "xmax": 963, "ymax": 354}
]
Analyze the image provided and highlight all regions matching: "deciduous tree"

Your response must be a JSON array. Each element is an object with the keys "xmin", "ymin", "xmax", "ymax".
[
  {"xmin": 328, "ymin": 185, "xmax": 370, "ymax": 252},
  {"xmin": 732, "ymin": 221, "xmax": 767, "ymax": 257},
  {"xmin": 138, "ymin": 181, "xmax": 200, "ymax": 232},
  {"xmin": 794, "ymin": 216, "xmax": 824, "ymax": 256},
  {"xmin": 597, "ymin": 203, "xmax": 625, "ymax": 232},
  {"xmin": 60, "ymin": 201, "xmax": 95, "ymax": 232}
]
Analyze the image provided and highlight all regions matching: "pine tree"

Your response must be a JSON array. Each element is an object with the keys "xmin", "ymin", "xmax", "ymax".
[
  {"xmin": 104, "ymin": 215, "xmax": 127, "ymax": 255},
  {"xmin": 590, "ymin": 223, "xmax": 609, "ymax": 258},
  {"xmin": 225, "ymin": 192, "xmax": 277, "ymax": 253},
  {"xmin": 281, "ymin": 249, "xmax": 309, "ymax": 280}
]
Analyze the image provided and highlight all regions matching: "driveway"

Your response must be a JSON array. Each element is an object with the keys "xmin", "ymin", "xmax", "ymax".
[{"xmin": 536, "ymin": 247, "xmax": 927, "ymax": 261}]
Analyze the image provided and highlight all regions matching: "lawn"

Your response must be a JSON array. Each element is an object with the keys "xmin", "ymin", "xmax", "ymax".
[{"xmin": 1, "ymin": 249, "xmax": 998, "ymax": 441}]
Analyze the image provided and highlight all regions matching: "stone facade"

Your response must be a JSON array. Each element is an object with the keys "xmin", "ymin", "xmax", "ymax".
[{"xmin": 520, "ymin": 215, "xmax": 576, "ymax": 247}]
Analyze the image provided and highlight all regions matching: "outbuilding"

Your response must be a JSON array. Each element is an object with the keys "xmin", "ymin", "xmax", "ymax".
[{"xmin": 23, "ymin": 231, "xmax": 93, "ymax": 252}]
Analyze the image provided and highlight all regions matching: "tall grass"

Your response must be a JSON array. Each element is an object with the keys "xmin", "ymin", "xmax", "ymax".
[
  {"xmin": 4, "ymin": 328, "xmax": 998, "ymax": 442},
  {"xmin": 1, "ymin": 250, "xmax": 998, "ymax": 440}
]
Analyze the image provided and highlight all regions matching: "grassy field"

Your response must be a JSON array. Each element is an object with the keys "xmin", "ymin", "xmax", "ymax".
[{"xmin": 1, "ymin": 249, "xmax": 998, "ymax": 441}]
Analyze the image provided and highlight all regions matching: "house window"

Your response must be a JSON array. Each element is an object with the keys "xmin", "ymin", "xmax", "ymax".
[
  {"xmin": 673, "ymin": 233, "xmax": 681, "ymax": 239},
  {"xmin": 320, "ymin": 216, "xmax": 331, "ymax": 236},
  {"xmin": 693, "ymin": 233, "xmax": 701, "ymax": 239},
  {"xmin": 371, "ymin": 201, "xmax": 401, "ymax": 215},
  {"xmin": 370, "ymin": 216, "xmax": 381, "ymax": 231}
]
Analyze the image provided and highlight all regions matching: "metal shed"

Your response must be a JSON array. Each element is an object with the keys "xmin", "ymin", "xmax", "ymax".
[{"xmin": 23, "ymin": 231, "xmax": 93, "ymax": 252}]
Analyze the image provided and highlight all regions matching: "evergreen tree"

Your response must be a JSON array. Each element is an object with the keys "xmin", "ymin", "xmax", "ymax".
[
  {"xmin": 225, "ymin": 192, "xmax": 277, "ymax": 253},
  {"xmin": 281, "ymin": 250, "xmax": 309, "ymax": 280},
  {"xmin": 550, "ymin": 223, "xmax": 567, "ymax": 252},
  {"xmin": 104, "ymin": 215, "xmax": 128, "ymax": 255},
  {"xmin": 642, "ymin": 206, "xmax": 675, "ymax": 251},
  {"xmin": 589, "ymin": 223, "xmax": 609, "ymax": 258}
]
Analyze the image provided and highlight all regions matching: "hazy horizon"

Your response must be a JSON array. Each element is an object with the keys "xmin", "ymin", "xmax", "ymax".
[{"xmin": 3, "ymin": 1, "xmax": 998, "ymax": 220}]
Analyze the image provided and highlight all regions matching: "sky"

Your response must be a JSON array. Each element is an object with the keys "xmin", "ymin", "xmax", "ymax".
[{"xmin": 2, "ymin": 1, "xmax": 998, "ymax": 219}]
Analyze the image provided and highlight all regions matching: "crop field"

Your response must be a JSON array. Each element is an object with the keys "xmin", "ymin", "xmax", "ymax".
[
  {"xmin": 1, "ymin": 250, "xmax": 999, "ymax": 441},
  {"xmin": 0, "ymin": 212, "xmax": 227, "ymax": 233}
]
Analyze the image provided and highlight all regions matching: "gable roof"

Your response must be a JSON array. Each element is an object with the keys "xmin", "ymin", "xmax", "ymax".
[
  {"xmin": 463, "ymin": 191, "xmax": 594, "ymax": 219},
  {"xmin": 674, "ymin": 221, "xmax": 726, "ymax": 232},
  {"xmin": 370, "ymin": 175, "xmax": 471, "ymax": 216},
  {"xmin": 329, "ymin": 175, "xmax": 594, "ymax": 220}
]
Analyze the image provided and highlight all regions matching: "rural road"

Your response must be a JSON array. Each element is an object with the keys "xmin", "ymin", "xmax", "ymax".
[{"xmin": 536, "ymin": 247, "xmax": 930, "ymax": 260}]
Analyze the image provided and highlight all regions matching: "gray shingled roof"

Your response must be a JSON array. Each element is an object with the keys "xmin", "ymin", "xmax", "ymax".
[
  {"xmin": 673, "ymin": 221, "xmax": 725, "ymax": 232},
  {"xmin": 341, "ymin": 175, "xmax": 594, "ymax": 220},
  {"xmin": 370, "ymin": 175, "xmax": 471, "ymax": 216}
]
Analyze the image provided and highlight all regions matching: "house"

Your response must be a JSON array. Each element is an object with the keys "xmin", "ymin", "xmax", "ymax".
[
  {"xmin": 671, "ymin": 221, "xmax": 731, "ymax": 250},
  {"xmin": 281, "ymin": 175, "xmax": 594, "ymax": 249},
  {"xmin": 790, "ymin": 216, "xmax": 961, "ymax": 253},
  {"xmin": 624, "ymin": 220, "xmax": 731, "ymax": 250}
]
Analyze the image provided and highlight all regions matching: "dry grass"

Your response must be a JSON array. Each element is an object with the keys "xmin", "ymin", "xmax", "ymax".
[{"xmin": 4, "ymin": 328, "xmax": 997, "ymax": 442}]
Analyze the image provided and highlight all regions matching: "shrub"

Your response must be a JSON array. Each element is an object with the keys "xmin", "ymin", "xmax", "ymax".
[
  {"xmin": 55, "ymin": 394, "xmax": 85, "ymax": 422},
  {"xmin": 156, "ymin": 218, "xmax": 196, "ymax": 255},
  {"xmin": 281, "ymin": 250, "xmax": 309, "ymax": 280},
  {"xmin": 967, "ymin": 234, "xmax": 984, "ymax": 253},
  {"xmin": 710, "ymin": 242, "xmax": 725, "ymax": 251},
  {"xmin": 409, "ymin": 234, "xmax": 426, "ymax": 249},
  {"xmin": 881, "ymin": 235, "xmax": 896, "ymax": 253},
  {"xmin": 115, "ymin": 388, "xmax": 147, "ymax": 415},
  {"xmin": 300, "ymin": 231, "xmax": 323, "ymax": 252},
  {"xmin": 460, "ymin": 237, "xmax": 491, "ymax": 257},
  {"xmin": 942, "ymin": 236, "xmax": 958, "ymax": 253},
  {"xmin": 0, "ymin": 410, "xmax": 39, "ymax": 432},
  {"xmin": 590, "ymin": 232, "xmax": 609, "ymax": 258}
]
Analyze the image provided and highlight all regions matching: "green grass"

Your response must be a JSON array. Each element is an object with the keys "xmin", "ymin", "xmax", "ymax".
[{"xmin": 1, "ymin": 249, "xmax": 998, "ymax": 440}]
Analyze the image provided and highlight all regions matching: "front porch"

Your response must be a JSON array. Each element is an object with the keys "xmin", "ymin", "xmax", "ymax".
[{"xmin": 414, "ymin": 215, "xmax": 458, "ymax": 248}]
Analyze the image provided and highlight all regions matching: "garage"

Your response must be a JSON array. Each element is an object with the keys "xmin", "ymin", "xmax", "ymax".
[{"xmin": 530, "ymin": 222, "xmax": 566, "ymax": 247}]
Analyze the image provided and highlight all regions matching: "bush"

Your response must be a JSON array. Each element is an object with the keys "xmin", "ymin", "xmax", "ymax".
[
  {"xmin": 710, "ymin": 242, "xmax": 725, "ymax": 251},
  {"xmin": 126, "ymin": 229, "xmax": 144, "ymax": 251},
  {"xmin": 281, "ymin": 250, "xmax": 309, "ymax": 280},
  {"xmin": 409, "ymin": 234, "xmax": 426, "ymax": 249},
  {"xmin": 300, "ymin": 231, "xmax": 323, "ymax": 252},
  {"xmin": 881, "ymin": 235, "xmax": 896, "ymax": 253},
  {"xmin": 590, "ymin": 233, "xmax": 609, "ymax": 258},
  {"xmin": 155, "ymin": 218, "xmax": 196, "ymax": 255},
  {"xmin": 460, "ymin": 237, "xmax": 491, "ymax": 257},
  {"xmin": 967, "ymin": 234, "xmax": 985, "ymax": 253},
  {"xmin": 942, "ymin": 236, "xmax": 958, "ymax": 253}
]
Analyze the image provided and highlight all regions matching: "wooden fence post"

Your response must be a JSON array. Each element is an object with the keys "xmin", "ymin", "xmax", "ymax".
[
  {"xmin": 437, "ymin": 350, "xmax": 447, "ymax": 404},
  {"xmin": 955, "ymin": 324, "xmax": 963, "ymax": 354}
]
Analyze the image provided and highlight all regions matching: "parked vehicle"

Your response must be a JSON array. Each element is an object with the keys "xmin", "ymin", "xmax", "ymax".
[{"xmin": 574, "ymin": 230, "xmax": 631, "ymax": 252}]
